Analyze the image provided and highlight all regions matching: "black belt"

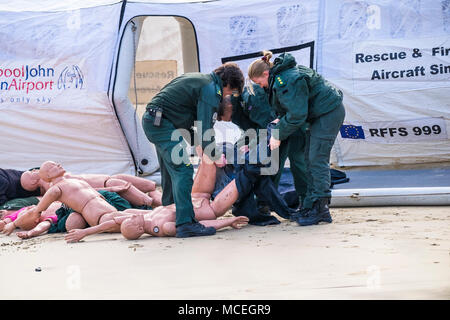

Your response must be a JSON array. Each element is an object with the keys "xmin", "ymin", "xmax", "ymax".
[
  {"xmin": 146, "ymin": 106, "xmax": 165, "ymax": 126},
  {"xmin": 146, "ymin": 107, "xmax": 164, "ymax": 117}
]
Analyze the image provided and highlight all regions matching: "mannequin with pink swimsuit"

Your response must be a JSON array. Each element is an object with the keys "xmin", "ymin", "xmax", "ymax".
[
  {"xmin": 1, "ymin": 169, "xmax": 144, "ymax": 237},
  {"xmin": 0, "ymin": 201, "xmax": 69, "ymax": 236},
  {"xmin": 1, "ymin": 161, "xmax": 137, "ymax": 238}
]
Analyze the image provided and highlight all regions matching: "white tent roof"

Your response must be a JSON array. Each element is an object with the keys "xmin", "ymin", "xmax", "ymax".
[{"xmin": 1, "ymin": 0, "xmax": 449, "ymax": 176}]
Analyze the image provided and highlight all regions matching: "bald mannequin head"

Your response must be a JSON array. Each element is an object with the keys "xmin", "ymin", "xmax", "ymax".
[
  {"xmin": 20, "ymin": 170, "xmax": 41, "ymax": 192},
  {"xmin": 121, "ymin": 214, "xmax": 145, "ymax": 240},
  {"xmin": 39, "ymin": 161, "xmax": 66, "ymax": 182}
]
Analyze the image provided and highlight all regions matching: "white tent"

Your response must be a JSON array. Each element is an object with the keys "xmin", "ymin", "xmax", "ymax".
[{"xmin": 1, "ymin": 0, "xmax": 449, "ymax": 178}]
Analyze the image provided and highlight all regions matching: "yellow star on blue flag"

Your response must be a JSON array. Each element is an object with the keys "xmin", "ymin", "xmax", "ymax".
[{"xmin": 340, "ymin": 125, "xmax": 365, "ymax": 139}]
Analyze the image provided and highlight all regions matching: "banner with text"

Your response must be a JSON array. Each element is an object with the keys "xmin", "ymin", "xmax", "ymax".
[
  {"xmin": 320, "ymin": 0, "xmax": 450, "ymax": 166},
  {"xmin": 340, "ymin": 117, "xmax": 448, "ymax": 144},
  {"xmin": 352, "ymin": 37, "xmax": 450, "ymax": 95}
]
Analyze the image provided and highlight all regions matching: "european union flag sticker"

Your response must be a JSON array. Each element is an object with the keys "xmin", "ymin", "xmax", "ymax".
[{"xmin": 340, "ymin": 125, "xmax": 365, "ymax": 139}]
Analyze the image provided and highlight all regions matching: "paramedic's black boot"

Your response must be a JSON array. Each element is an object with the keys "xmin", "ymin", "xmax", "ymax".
[
  {"xmin": 289, "ymin": 206, "xmax": 310, "ymax": 222},
  {"xmin": 296, "ymin": 198, "xmax": 332, "ymax": 226},
  {"xmin": 176, "ymin": 222, "xmax": 216, "ymax": 238}
]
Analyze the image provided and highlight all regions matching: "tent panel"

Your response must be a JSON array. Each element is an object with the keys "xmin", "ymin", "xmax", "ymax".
[
  {"xmin": 319, "ymin": 0, "xmax": 450, "ymax": 166},
  {"xmin": 0, "ymin": 3, "xmax": 135, "ymax": 174}
]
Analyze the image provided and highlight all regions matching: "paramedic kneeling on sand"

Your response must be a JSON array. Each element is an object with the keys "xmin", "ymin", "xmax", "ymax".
[{"xmin": 142, "ymin": 62, "xmax": 244, "ymax": 238}]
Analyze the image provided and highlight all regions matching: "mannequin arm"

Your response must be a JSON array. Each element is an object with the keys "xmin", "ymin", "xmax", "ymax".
[
  {"xmin": 64, "ymin": 215, "xmax": 129, "ymax": 243},
  {"xmin": 2, "ymin": 206, "xmax": 36, "ymax": 235},
  {"xmin": 65, "ymin": 220, "xmax": 118, "ymax": 243},
  {"xmin": 200, "ymin": 216, "xmax": 249, "ymax": 230},
  {"xmin": 0, "ymin": 218, "xmax": 12, "ymax": 231},
  {"xmin": 94, "ymin": 185, "xmax": 130, "ymax": 193},
  {"xmin": 104, "ymin": 180, "xmax": 153, "ymax": 207},
  {"xmin": 34, "ymin": 186, "xmax": 62, "ymax": 215},
  {"xmin": 160, "ymin": 216, "xmax": 248, "ymax": 237},
  {"xmin": 16, "ymin": 220, "xmax": 52, "ymax": 239}
]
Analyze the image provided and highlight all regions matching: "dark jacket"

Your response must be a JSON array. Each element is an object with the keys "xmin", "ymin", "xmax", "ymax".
[{"xmin": 0, "ymin": 169, "xmax": 40, "ymax": 206}]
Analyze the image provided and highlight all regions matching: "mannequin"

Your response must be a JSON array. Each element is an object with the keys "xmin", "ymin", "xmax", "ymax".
[
  {"xmin": 20, "ymin": 168, "xmax": 162, "ymax": 208},
  {"xmin": 4, "ymin": 161, "xmax": 127, "ymax": 237},
  {"xmin": 64, "ymin": 154, "xmax": 249, "ymax": 242}
]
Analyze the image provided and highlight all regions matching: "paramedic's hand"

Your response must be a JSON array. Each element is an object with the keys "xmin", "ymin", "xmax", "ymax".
[
  {"xmin": 65, "ymin": 229, "xmax": 87, "ymax": 243},
  {"xmin": 195, "ymin": 145, "xmax": 203, "ymax": 158},
  {"xmin": 271, "ymin": 118, "xmax": 280, "ymax": 124},
  {"xmin": 2, "ymin": 222, "xmax": 16, "ymax": 236},
  {"xmin": 269, "ymin": 136, "xmax": 281, "ymax": 150}
]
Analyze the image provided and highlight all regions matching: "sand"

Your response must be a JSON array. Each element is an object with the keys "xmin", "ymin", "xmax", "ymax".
[{"xmin": 0, "ymin": 205, "xmax": 449, "ymax": 300}]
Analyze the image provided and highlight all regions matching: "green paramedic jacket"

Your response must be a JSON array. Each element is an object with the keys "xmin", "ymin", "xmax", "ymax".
[
  {"xmin": 269, "ymin": 53, "xmax": 343, "ymax": 141},
  {"xmin": 231, "ymin": 84, "xmax": 276, "ymax": 148},
  {"xmin": 231, "ymin": 84, "xmax": 276, "ymax": 131},
  {"xmin": 147, "ymin": 72, "xmax": 223, "ymax": 150}
]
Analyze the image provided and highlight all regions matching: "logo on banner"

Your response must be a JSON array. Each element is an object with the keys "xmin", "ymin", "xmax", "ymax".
[
  {"xmin": 57, "ymin": 65, "xmax": 84, "ymax": 90},
  {"xmin": 340, "ymin": 117, "xmax": 448, "ymax": 143},
  {"xmin": 390, "ymin": 0, "xmax": 422, "ymax": 39},
  {"xmin": 444, "ymin": 0, "xmax": 450, "ymax": 33},
  {"xmin": 0, "ymin": 64, "xmax": 84, "ymax": 105},
  {"xmin": 340, "ymin": 125, "xmax": 366, "ymax": 139},
  {"xmin": 277, "ymin": 4, "xmax": 306, "ymax": 46},
  {"xmin": 229, "ymin": 16, "xmax": 258, "ymax": 55},
  {"xmin": 339, "ymin": 1, "xmax": 370, "ymax": 40}
]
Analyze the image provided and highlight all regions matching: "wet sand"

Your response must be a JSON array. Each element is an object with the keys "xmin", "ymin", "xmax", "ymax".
[{"xmin": 1, "ymin": 206, "xmax": 449, "ymax": 299}]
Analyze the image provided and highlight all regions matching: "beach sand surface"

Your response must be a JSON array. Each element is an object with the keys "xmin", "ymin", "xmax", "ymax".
[{"xmin": 1, "ymin": 206, "xmax": 449, "ymax": 300}]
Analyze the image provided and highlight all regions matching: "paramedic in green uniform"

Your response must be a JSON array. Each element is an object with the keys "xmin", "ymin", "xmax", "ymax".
[
  {"xmin": 248, "ymin": 51, "xmax": 345, "ymax": 226},
  {"xmin": 231, "ymin": 84, "xmax": 308, "ymax": 211},
  {"xmin": 142, "ymin": 62, "xmax": 244, "ymax": 237}
]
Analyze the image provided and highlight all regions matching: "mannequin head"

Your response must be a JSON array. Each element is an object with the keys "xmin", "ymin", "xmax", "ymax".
[
  {"xmin": 39, "ymin": 161, "xmax": 66, "ymax": 182},
  {"xmin": 20, "ymin": 169, "xmax": 41, "ymax": 191},
  {"xmin": 121, "ymin": 214, "xmax": 145, "ymax": 240}
]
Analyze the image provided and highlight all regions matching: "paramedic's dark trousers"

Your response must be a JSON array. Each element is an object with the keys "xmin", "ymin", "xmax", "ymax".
[
  {"xmin": 303, "ymin": 103, "xmax": 346, "ymax": 209},
  {"xmin": 272, "ymin": 129, "xmax": 308, "ymax": 205},
  {"xmin": 142, "ymin": 112, "xmax": 195, "ymax": 226}
]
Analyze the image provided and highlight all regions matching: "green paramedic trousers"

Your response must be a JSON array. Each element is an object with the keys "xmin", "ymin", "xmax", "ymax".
[
  {"xmin": 303, "ymin": 103, "xmax": 346, "ymax": 209},
  {"xmin": 142, "ymin": 112, "xmax": 195, "ymax": 226},
  {"xmin": 272, "ymin": 129, "xmax": 308, "ymax": 205}
]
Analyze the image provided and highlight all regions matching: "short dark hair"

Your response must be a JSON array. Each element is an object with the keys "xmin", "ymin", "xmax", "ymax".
[{"xmin": 214, "ymin": 62, "xmax": 245, "ymax": 94}]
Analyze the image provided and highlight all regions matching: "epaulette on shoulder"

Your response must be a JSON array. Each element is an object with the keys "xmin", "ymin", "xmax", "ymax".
[
  {"xmin": 275, "ymin": 75, "xmax": 286, "ymax": 87},
  {"xmin": 215, "ymin": 84, "xmax": 222, "ymax": 97}
]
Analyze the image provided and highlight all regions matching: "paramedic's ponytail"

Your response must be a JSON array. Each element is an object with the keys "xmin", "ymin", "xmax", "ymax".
[
  {"xmin": 248, "ymin": 50, "xmax": 273, "ymax": 80},
  {"xmin": 247, "ymin": 50, "xmax": 273, "ymax": 94}
]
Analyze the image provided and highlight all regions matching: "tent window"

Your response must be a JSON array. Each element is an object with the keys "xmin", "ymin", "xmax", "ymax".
[{"xmin": 128, "ymin": 16, "xmax": 199, "ymax": 120}]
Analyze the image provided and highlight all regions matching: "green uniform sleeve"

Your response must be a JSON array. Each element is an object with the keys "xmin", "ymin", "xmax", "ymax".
[
  {"xmin": 247, "ymin": 91, "xmax": 276, "ymax": 129},
  {"xmin": 274, "ymin": 76, "xmax": 309, "ymax": 141}
]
